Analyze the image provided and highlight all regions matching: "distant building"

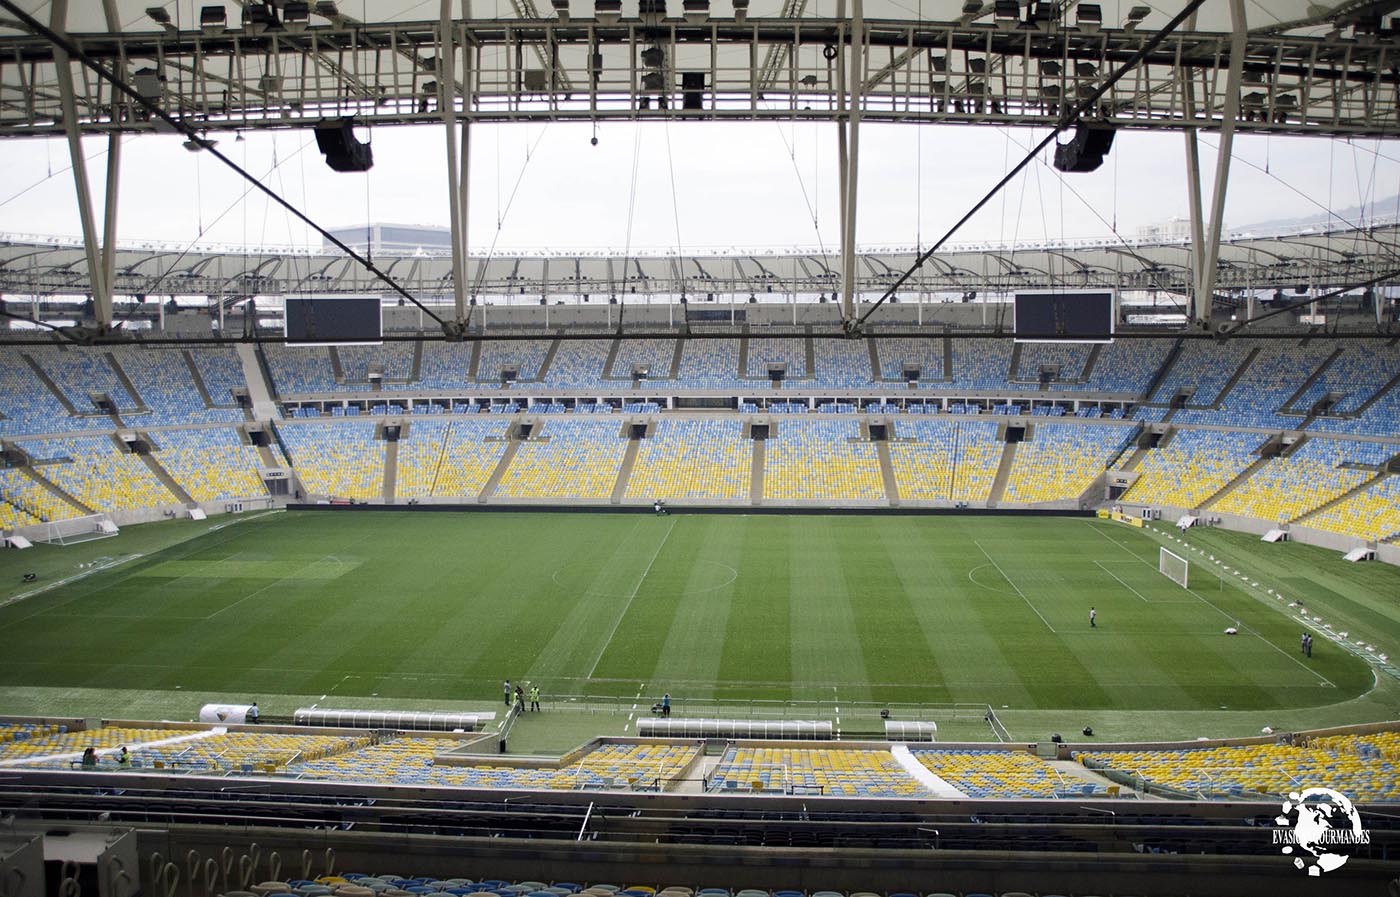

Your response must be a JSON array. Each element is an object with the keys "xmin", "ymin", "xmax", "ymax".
[
  {"xmin": 1135, "ymin": 217, "xmax": 1195, "ymax": 242},
  {"xmin": 324, "ymin": 223, "xmax": 451, "ymax": 254}
]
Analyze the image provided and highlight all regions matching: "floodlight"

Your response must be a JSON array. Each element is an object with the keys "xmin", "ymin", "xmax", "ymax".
[
  {"xmin": 313, "ymin": 1, "xmax": 341, "ymax": 20},
  {"xmin": 242, "ymin": 4, "xmax": 276, "ymax": 33},
  {"xmin": 595, "ymin": 0, "xmax": 622, "ymax": 23},
  {"xmin": 641, "ymin": 46, "xmax": 665, "ymax": 67},
  {"xmin": 552, "ymin": 0, "xmax": 570, "ymax": 22},
  {"xmin": 146, "ymin": 7, "xmax": 170, "ymax": 24},
  {"xmin": 993, "ymin": 0, "xmax": 1019, "ymax": 29},
  {"xmin": 732, "ymin": 0, "xmax": 748, "ymax": 21},
  {"xmin": 282, "ymin": 1, "xmax": 310, "ymax": 30},
  {"xmin": 682, "ymin": 0, "xmax": 709, "ymax": 24},
  {"xmin": 1075, "ymin": 3, "xmax": 1101, "ymax": 32},
  {"xmin": 199, "ymin": 5, "xmax": 227, "ymax": 34}
]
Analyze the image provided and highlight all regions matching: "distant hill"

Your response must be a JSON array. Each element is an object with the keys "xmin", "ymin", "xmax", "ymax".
[{"xmin": 1238, "ymin": 194, "xmax": 1400, "ymax": 234}]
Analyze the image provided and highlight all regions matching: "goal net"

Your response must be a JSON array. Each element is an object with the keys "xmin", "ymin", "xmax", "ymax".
[
  {"xmin": 34, "ymin": 513, "xmax": 118, "ymax": 546},
  {"xmin": 1159, "ymin": 547, "xmax": 1189, "ymax": 589}
]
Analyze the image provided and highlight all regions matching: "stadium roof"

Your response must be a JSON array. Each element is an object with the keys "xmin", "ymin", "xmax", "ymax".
[{"xmin": 4, "ymin": 221, "xmax": 1396, "ymax": 299}]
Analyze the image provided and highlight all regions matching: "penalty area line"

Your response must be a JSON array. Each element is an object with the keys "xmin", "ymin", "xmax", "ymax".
[
  {"xmin": 973, "ymin": 539, "xmax": 1056, "ymax": 634},
  {"xmin": 586, "ymin": 517, "xmax": 677, "ymax": 679}
]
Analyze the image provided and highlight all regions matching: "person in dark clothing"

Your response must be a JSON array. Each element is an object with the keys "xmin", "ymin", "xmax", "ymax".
[{"xmin": 514, "ymin": 686, "xmax": 525, "ymax": 713}]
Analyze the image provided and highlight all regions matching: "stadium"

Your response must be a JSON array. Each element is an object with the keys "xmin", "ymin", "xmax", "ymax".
[{"xmin": 1, "ymin": 0, "xmax": 1400, "ymax": 895}]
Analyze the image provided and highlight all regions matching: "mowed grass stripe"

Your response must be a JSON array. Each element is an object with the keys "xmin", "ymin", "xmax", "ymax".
[{"xmin": 0, "ymin": 511, "xmax": 1390, "ymax": 712}]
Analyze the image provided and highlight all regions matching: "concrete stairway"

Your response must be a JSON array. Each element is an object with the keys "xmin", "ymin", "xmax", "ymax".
[
  {"xmin": 1198, "ymin": 454, "xmax": 1273, "ymax": 511},
  {"xmin": 986, "ymin": 441, "xmax": 1019, "ymax": 508},
  {"xmin": 750, "ymin": 439, "xmax": 766, "ymax": 506},
  {"xmin": 478, "ymin": 441, "xmax": 522, "ymax": 503},
  {"xmin": 382, "ymin": 441, "xmax": 398, "ymax": 503},
  {"xmin": 876, "ymin": 441, "xmax": 900, "ymax": 507},
  {"xmin": 134, "ymin": 444, "xmax": 193, "ymax": 505},
  {"xmin": 610, "ymin": 437, "xmax": 642, "ymax": 504}
]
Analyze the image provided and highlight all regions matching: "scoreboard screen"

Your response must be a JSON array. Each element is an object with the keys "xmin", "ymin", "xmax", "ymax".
[
  {"xmin": 1014, "ymin": 291, "xmax": 1115, "ymax": 342},
  {"xmin": 284, "ymin": 295, "xmax": 383, "ymax": 344}
]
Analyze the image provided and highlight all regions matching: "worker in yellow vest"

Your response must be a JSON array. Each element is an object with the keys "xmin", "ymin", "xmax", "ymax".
[{"xmin": 529, "ymin": 685, "xmax": 541, "ymax": 712}]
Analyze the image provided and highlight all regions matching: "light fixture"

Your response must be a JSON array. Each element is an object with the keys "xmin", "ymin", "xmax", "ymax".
[
  {"xmin": 282, "ymin": 1, "xmax": 311, "ymax": 31},
  {"xmin": 595, "ymin": 0, "xmax": 622, "ymax": 23},
  {"xmin": 146, "ymin": 6, "xmax": 170, "ymax": 24},
  {"xmin": 1125, "ymin": 5, "xmax": 1150, "ymax": 30},
  {"xmin": 1075, "ymin": 3, "xmax": 1101, "ymax": 32},
  {"xmin": 993, "ymin": 0, "xmax": 1019, "ymax": 29},
  {"xmin": 199, "ymin": 5, "xmax": 226, "ymax": 34},
  {"xmin": 242, "ymin": 3, "xmax": 276, "ymax": 32},
  {"xmin": 682, "ymin": 0, "xmax": 709, "ymax": 24},
  {"xmin": 732, "ymin": 0, "xmax": 748, "ymax": 21},
  {"xmin": 552, "ymin": 0, "xmax": 570, "ymax": 22},
  {"xmin": 641, "ymin": 46, "xmax": 664, "ymax": 67}
]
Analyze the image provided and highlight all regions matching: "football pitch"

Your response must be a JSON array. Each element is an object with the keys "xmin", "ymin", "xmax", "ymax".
[{"xmin": 3, "ymin": 510, "xmax": 1397, "ymax": 742}]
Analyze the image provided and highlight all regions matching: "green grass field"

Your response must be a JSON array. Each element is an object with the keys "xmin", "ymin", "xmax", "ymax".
[{"xmin": 3, "ymin": 510, "xmax": 1398, "ymax": 747}]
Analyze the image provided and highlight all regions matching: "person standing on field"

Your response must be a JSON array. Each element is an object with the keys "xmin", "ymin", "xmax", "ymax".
[
  {"xmin": 529, "ymin": 684, "xmax": 540, "ymax": 712},
  {"xmin": 1089, "ymin": 607, "xmax": 1096, "ymax": 628},
  {"xmin": 503, "ymin": 679, "xmax": 512, "ymax": 706}
]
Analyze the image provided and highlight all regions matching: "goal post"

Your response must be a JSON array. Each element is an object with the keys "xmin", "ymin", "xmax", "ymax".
[
  {"xmin": 32, "ymin": 513, "xmax": 119, "ymax": 546},
  {"xmin": 1159, "ymin": 546, "xmax": 1189, "ymax": 589}
]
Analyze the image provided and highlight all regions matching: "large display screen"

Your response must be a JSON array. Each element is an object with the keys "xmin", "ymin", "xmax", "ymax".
[
  {"xmin": 284, "ymin": 296, "xmax": 383, "ymax": 344},
  {"xmin": 1014, "ymin": 291, "xmax": 1115, "ymax": 342}
]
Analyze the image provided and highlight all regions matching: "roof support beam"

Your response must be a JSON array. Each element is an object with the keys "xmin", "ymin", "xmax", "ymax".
[
  {"xmin": 1190, "ymin": 0, "xmax": 1247, "ymax": 326},
  {"xmin": 50, "ymin": 0, "xmax": 112, "ymax": 328}
]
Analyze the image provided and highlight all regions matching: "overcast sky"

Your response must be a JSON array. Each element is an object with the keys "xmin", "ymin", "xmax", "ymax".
[{"xmin": 1, "ymin": 121, "xmax": 1397, "ymax": 253}]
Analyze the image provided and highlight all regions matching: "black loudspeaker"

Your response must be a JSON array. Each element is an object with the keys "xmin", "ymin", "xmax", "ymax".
[
  {"xmin": 681, "ymin": 71, "xmax": 705, "ymax": 110},
  {"xmin": 1053, "ymin": 123, "xmax": 1115, "ymax": 173},
  {"xmin": 314, "ymin": 118, "xmax": 374, "ymax": 172}
]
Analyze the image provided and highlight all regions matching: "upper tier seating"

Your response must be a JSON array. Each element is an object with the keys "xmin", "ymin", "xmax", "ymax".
[
  {"xmin": 1212, "ymin": 437, "xmax": 1394, "ymax": 523},
  {"xmin": 811, "ymin": 337, "xmax": 875, "ymax": 388},
  {"xmin": 24, "ymin": 344, "xmax": 138, "ymax": 413},
  {"xmin": 613, "ymin": 338, "xmax": 679, "ymax": 382},
  {"xmin": 415, "ymin": 343, "xmax": 476, "ymax": 389},
  {"xmin": 153, "ymin": 427, "xmax": 267, "ymax": 502},
  {"xmin": 949, "ymin": 339, "xmax": 1014, "ymax": 392},
  {"xmin": 0, "ymin": 348, "xmax": 109, "ymax": 437},
  {"xmin": 875, "ymin": 337, "xmax": 943, "ymax": 383},
  {"xmin": 1014, "ymin": 342, "xmax": 1092, "ymax": 384},
  {"xmin": 263, "ymin": 345, "xmax": 346, "ymax": 394},
  {"xmin": 1122, "ymin": 429, "xmax": 1262, "ymax": 509},
  {"xmin": 338, "ymin": 343, "xmax": 414, "ymax": 386},
  {"xmin": 478, "ymin": 339, "xmax": 552, "ymax": 385},
  {"xmin": 186, "ymin": 344, "xmax": 247, "ymax": 406},
  {"xmin": 626, "ymin": 419, "xmax": 750, "ymax": 501},
  {"xmin": 1171, "ymin": 341, "xmax": 1334, "ymax": 430},
  {"xmin": 1080, "ymin": 338, "xmax": 1175, "ymax": 394},
  {"xmin": 675, "ymin": 340, "xmax": 745, "ymax": 391},
  {"xmin": 888, "ymin": 419, "xmax": 1002, "ymax": 503},
  {"xmin": 108, "ymin": 345, "xmax": 243, "ymax": 425},
  {"xmin": 1149, "ymin": 339, "xmax": 1255, "ymax": 406},
  {"xmin": 1001, "ymin": 422, "xmax": 1125, "ymax": 504},
  {"xmin": 764, "ymin": 419, "xmax": 884, "ymax": 501},
  {"xmin": 542, "ymin": 340, "xmax": 611, "ymax": 389},
  {"xmin": 1290, "ymin": 340, "xmax": 1400, "ymax": 415},
  {"xmin": 707, "ymin": 746, "xmax": 923, "ymax": 797},
  {"xmin": 746, "ymin": 337, "xmax": 808, "ymax": 379},
  {"xmin": 495, "ymin": 418, "xmax": 629, "ymax": 499},
  {"xmin": 280, "ymin": 421, "xmax": 382, "ymax": 499}
]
